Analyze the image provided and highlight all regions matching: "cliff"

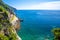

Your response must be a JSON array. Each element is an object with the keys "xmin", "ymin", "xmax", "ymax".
[{"xmin": 0, "ymin": 0, "xmax": 21, "ymax": 40}]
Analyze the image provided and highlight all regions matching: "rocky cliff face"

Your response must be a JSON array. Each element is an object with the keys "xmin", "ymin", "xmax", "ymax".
[{"xmin": 0, "ymin": 0, "xmax": 21, "ymax": 40}]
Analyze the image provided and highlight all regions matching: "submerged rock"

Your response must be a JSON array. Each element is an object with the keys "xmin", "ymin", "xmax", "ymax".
[{"xmin": 0, "ymin": 0, "xmax": 21, "ymax": 40}]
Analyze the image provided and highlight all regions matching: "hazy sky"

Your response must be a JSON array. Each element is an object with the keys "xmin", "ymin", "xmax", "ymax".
[{"xmin": 3, "ymin": 0, "xmax": 60, "ymax": 10}]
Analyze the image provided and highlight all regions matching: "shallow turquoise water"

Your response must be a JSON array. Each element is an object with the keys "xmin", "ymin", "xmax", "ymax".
[{"xmin": 15, "ymin": 10, "xmax": 60, "ymax": 40}]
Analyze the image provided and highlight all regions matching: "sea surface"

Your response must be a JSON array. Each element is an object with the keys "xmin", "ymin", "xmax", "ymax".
[{"xmin": 15, "ymin": 10, "xmax": 60, "ymax": 40}]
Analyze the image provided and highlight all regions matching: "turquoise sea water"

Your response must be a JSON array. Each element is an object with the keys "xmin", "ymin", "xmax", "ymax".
[{"xmin": 15, "ymin": 10, "xmax": 60, "ymax": 40}]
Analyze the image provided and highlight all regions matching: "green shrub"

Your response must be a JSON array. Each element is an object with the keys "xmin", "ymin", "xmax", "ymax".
[
  {"xmin": 52, "ymin": 28, "xmax": 60, "ymax": 40},
  {"xmin": 0, "ymin": 33, "xmax": 9, "ymax": 40}
]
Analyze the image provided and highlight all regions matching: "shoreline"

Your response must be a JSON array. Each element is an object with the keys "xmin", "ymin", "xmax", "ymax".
[{"xmin": 17, "ymin": 34, "xmax": 22, "ymax": 40}]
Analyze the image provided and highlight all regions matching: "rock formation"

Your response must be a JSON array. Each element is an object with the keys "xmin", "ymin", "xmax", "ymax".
[{"xmin": 0, "ymin": 0, "xmax": 21, "ymax": 40}]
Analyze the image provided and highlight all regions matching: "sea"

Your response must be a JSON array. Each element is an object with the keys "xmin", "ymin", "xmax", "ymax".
[{"xmin": 14, "ymin": 10, "xmax": 60, "ymax": 40}]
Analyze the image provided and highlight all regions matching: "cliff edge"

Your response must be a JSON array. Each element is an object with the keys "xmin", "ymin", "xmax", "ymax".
[{"xmin": 0, "ymin": 0, "xmax": 21, "ymax": 40}]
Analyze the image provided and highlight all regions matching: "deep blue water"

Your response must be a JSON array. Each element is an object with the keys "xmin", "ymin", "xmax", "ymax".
[{"xmin": 15, "ymin": 10, "xmax": 60, "ymax": 40}]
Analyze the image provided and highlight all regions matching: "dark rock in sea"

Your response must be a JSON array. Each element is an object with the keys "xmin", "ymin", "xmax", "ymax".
[{"xmin": 20, "ymin": 19, "xmax": 23, "ymax": 22}]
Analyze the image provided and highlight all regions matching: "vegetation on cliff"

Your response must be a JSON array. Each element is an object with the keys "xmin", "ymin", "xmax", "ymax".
[
  {"xmin": 0, "ymin": 0, "xmax": 20, "ymax": 40},
  {"xmin": 0, "ymin": 6, "xmax": 18, "ymax": 40}
]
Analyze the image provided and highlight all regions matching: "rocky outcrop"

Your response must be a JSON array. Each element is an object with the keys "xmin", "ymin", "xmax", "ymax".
[
  {"xmin": 0, "ymin": 0, "xmax": 21, "ymax": 40},
  {"xmin": 8, "ymin": 13, "xmax": 20, "ymax": 30}
]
